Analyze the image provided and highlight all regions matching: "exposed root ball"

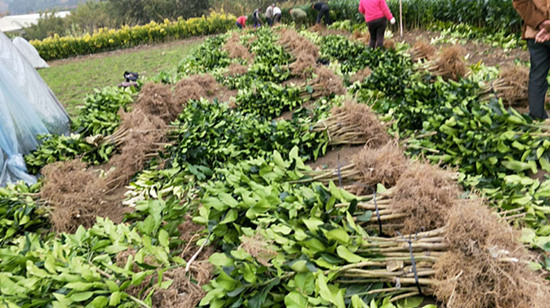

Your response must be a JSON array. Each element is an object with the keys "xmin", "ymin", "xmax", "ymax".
[
  {"xmin": 106, "ymin": 109, "xmax": 167, "ymax": 188},
  {"xmin": 495, "ymin": 65, "xmax": 529, "ymax": 107},
  {"xmin": 173, "ymin": 74, "xmax": 219, "ymax": 106},
  {"xmin": 328, "ymin": 101, "xmax": 390, "ymax": 147},
  {"xmin": 223, "ymin": 41, "xmax": 253, "ymax": 61},
  {"xmin": 410, "ymin": 40, "xmax": 436, "ymax": 62},
  {"xmin": 289, "ymin": 53, "xmax": 317, "ymax": 78},
  {"xmin": 434, "ymin": 201, "xmax": 550, "ymax": 308},
  {"xmin": 352, "ymin": 30, "xmax": 370, "ymax": 45},
  {"xmin": 136, "ymin": 83, "xmax": 177, "ymax": 124},
  {"xmin": 350, "ymin": 67, "xmax": 372, "ymax": 84},
  {"xmin": 383, "ymin": 39, "xmax": 395, "ymax": 50},
  {"xmin": 240, "ymin": 233, "xmax": 278, "ymax": 267},
  {"xmin": 310, "ymin": 66, "xmax": 346, "ymax": 96},
  {"xmin": 428, "ymin": 45, "xmax": 467, "ymax": 81},
  {"xmin": 352, "ymin": 141, "xmax": 408, "ymax": 190},
  {"xmin": 391, "ymin": 162, "xmax": 460, "ymax": 234},
  {"xmin": 279, "ymin": 28, "xmax": 319, "ymax": 59},
  {"xmin": 224, "ymin": 62, "xmax": 249, "ymax": 77},
  {"xmin": 41, "ymin": 160, "xmax": 107, "ymax": 233}
]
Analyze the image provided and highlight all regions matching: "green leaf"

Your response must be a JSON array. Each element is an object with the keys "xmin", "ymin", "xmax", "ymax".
[
  {"xmin": 284, "ymin": 292, "xmax": 308, "ymax": 308},
  {"xmin": 357, "ymin": 211, "xmax": 373, "ymax": 222},
  {"xmin": 336, "ymin": 245, "xmax": 363, "ymax": 263},
  {"xmin": 209, "ymin": 253, "xmax": 234, "ymax": 267},
  {"xmin": 70, "ymin": 292, "xmax": 95, "ymax": 302},
  {"xmin": 324, "ymin": 228, "xmax": 350, "ymax": 244},
  {"xmin": 158, "ymin": 229, "xmax": 170, "ymax": 248},
  {"xmin": 64, "ymin": 282, "xmax": 95, "ymax": 292},
  {"xmin": 294, "ymin": 272, "xmax": 315, "ymax": 295},
  {"xmin": 351, "ymin": 295, "xmax": 368, "ymax": 308},
  {"xmin": 220, "ymin": 209, "xmax": 238, "ymax": 224},
  {"xmin": 109, "ymin": 291, "xmax": 121, "ymax": 306},
  {"xmin": 396, "ymin": 296, "xmax": 423, "ymax": 308},
  {"xmin": 88, "ymin": 296, "xmax": 109, "ymax": 308}
]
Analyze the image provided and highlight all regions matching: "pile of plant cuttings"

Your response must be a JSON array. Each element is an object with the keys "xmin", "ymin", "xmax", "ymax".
[{"xmin": 1, "ymin": 25, "xmax": 549, "ymax": 308}]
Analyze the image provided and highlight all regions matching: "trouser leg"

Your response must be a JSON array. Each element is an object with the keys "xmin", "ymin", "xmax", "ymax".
[
  {"xmin": 527, "ymin": 39, "xmax": 550, "ymax": 119},
  {"xmin": 316, "ymin": 11, "xmax": 322, "ymax": 24},
  {"xmin": 367, "ymin": 21, "xmax": 378, "ymax": 48},
  {"xmin": 375, "ymin": 19, "xmax": 387, "ymax": 48},
  {"xmin": 322, "ymin": 6, "xmax": 331, "ymax": 25}
]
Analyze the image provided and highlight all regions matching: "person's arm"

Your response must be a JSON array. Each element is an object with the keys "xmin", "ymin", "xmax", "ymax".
[
  {"xmin": 380, "ymin": 0, "xmax": 394, "ymax": 21},
  {"xmin": 513, "ymin": 0, "xmax": 547, "ymax": 30},
  {"xmin": 358, "ymin": 0, "xmax": 365, "ymax": 15}
]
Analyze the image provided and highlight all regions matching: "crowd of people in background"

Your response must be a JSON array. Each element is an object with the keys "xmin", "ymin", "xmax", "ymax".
[
  {"xmin": 236, "ymin": 2, "xmax": 335, "ymax": 29},
  {"xmin": 235, "ymin": 1, "xmax": 396, "ymax": 49}
]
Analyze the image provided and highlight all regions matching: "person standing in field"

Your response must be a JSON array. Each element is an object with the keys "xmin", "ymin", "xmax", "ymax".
[
  {"xmin": 312, "ymin": 2, "xmax": 331, "ymax": 25},
  {"xmin": 290, "ymin": 8, "xmax": 307, "ymax": 28},
  {"xmin": 236, "ymin": 16, "xmax": 247, "ymax": 29},
  {"xmin": 359, "ymin": 0, "xmax": 396, "ymax": 49},
  {"xmin": 265, "ymin": 4, "xmax": 274, "ymax": 26},
  {"xmin": 513, "ymin": 0, "xmax": 550, "ymax": 119},
  {"xmin": 252, "ymin": 8, "xmax": 262, "ymax": 28},
  {"xmin": 273, "ymin": 5, "xmax": 282, "ymax": 25}
]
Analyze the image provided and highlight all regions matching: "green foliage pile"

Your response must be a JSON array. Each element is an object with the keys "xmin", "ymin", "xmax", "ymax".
[
  {"xmin": 24, "ymin": 86, "xmax": 135, "ymax": 174},
  {"xmin": 166, "ymin": 99, "xmax": 329, "ymax": 180},
  {"xmin": 0, "ymin": 183, "xmax": 46, "ymax": 243}
]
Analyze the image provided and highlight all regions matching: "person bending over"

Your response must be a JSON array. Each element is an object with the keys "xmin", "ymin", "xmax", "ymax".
[{"xmin": 312, "ymin": 2, "xmax": 331, "ymax": 25}]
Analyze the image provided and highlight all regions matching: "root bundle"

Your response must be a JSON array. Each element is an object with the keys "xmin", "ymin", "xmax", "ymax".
[
  {"xmin": 409, "ymin": 40, "xmax": 436, "ymax": 62},
  {"xmin": 223, "ymin": 32, "xmax": 253, "ymax": 61},
  {"xmin": 350, "ymin": 67, "xmax": 372, "ymax": 84},
  {"xmin": 480, "ymin": 65, "xmax": 529, "ymax": 107},
  {"xmin": 427, "ymin": 45, "xmax": 468, "ymax": 81},
  {"xmin": 278, "ymin": 27, "xmax": 320, "ymax": 78},
  {"xmin": 312, "ymin": 101, "xmax": 389, "ymax": 146},
  {"xmin": 224, "ymin": 62, "xmax": 249, "ymax": 77},
  {"xmin": 174, "ymin": 74, "xmax": 220, "ymax": 106},
  {"xmin": 300, "ymin": 66, "xmax": 346, "ymax": 99}
]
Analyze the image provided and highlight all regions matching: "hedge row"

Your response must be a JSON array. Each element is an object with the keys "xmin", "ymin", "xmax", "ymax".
[{"xmin": 31, "ymin": 12, "xmax": 236, "ymax": 61}]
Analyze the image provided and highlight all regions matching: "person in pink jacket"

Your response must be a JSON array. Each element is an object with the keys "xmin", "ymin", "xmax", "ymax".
[{"xmin": 359, "ymin": 0, "xmax": 396, "ymax": 48}]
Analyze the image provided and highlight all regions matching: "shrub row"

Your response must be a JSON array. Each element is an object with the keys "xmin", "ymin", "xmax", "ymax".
[{"xmin": 31, "ymin": 12, "xmax": 236, "ymax": 61}]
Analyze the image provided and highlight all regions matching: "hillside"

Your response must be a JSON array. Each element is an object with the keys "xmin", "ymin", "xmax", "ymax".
[{"xmin": 0, "ymin": 0, "xmax": 90, "ymax": 14}]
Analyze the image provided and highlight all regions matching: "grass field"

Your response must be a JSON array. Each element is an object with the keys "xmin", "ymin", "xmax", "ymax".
[{"xmin": 40, "ymin": 38, "xmax": 203, "ymax": 117}]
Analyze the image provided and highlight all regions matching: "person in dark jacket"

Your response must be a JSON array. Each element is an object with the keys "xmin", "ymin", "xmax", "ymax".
[
  {"xmin": 513, "ymin": 0, "xmax": 550, "ymax": 119},
  {"xmin": 252, "ymin": 8, "xmax": 261, "ymax": 28},
  {"xmin": 312, "ymin": 2, "xmax": 331, "ymax": 25}
]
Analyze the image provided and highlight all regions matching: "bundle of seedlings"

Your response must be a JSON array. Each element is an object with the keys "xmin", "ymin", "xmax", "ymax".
[
  {"xmin": 40, "ymin": 160, "xmax": 110, "ymax": 233},
  {"xmin": 409, "ymin": 40, "xmax": 436, "ymax": 62},
  {"xmin": 311, "ymin": 100, "xmax": 389, "ymax": 147},
  {"xmin": 278, "ymin": 28, "xmax": 319, "ymax": 58},
  {"xmin": 433, "ymin": 200, "xmax": 550, "ymax": 308},
  {"xmin": 104, "ymin": 108, "xmax": 168, "ymax": 189},
  {"xmin": 349, "ymin": 67, "xmax": 372, "ymax": 84},
  {"xmin": 299, "ymin": 66, "xmax": 346, "ymax": 99},
  {"xmin": 341, "ymin": 161, "xmax": 461, "ymax": 235},
  {"xmin": 296, "ymin": 141, "xmax": 406, "ymax": 194},
  {"xmin": 222, "ymin": 32, "xmax": 253, "ymax": 61},
  {"xmin": 288, "ymin": 52, "xmax": 317, "ymax": 78},
  {"xmin": 425, "ymin": 45, "xmax": 468, "ymax": 81},
  {"xmin": 479, "ymin": 65, "xmax": 529, "ymax": 107}
]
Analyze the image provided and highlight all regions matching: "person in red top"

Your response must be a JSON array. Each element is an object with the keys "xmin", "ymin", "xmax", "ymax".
[
  {"xmin": 359, "ymin": 0, "xmax": 396, "ymax": 48},
  {"xmin": 236, "ymin": 16, "xmax": 248, "ymax": 29}
]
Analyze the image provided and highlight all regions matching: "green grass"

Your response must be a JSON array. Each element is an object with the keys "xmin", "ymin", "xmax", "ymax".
[{"xmin": 40, "ymin": 39, "xmax": 202, "ymax": 117}]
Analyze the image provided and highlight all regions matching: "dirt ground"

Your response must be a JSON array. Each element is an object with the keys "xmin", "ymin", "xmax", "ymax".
[{"xmin": 395, "ymin": 29, "xmax": 529, "ymax": 67}]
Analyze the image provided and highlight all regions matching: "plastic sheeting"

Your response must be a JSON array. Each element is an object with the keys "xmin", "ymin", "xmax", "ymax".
[
  {"xmin": 0, "ymin": 31, "xmax": 70, "ymax": 135},
  {"xmin": 0, "ymin": 69, "xmax": 51, "ymax": 187},
  {"xmin": 12, "ymin": 37, "xmax": 49, "ymax": 69}
]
